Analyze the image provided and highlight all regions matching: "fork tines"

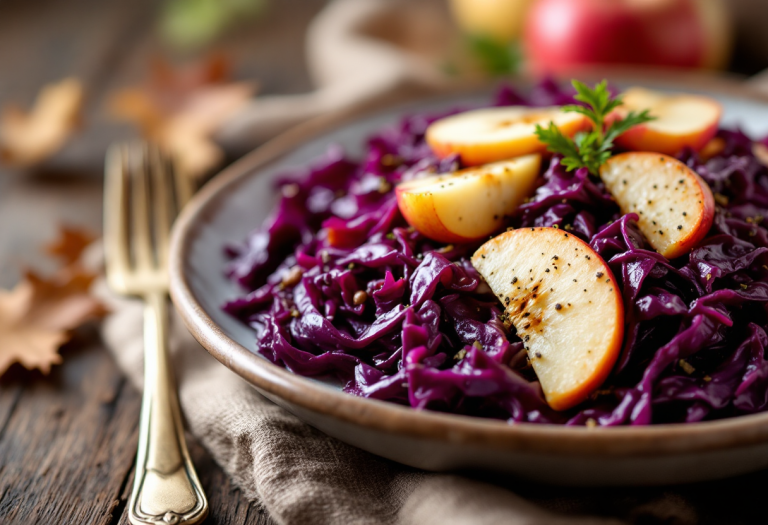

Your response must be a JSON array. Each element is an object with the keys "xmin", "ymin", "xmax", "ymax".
[{"xmin": 104, "ymin": 142, "xmax": 192, "ymax": 296}]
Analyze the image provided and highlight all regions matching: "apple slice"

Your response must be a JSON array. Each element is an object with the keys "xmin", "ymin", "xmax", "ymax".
[
  {"xmin": 472, "ymin": 227, "xmax": 624, "ymax": 410},
  {"xmin": 396, "ymin": 154, "xmax": 541, "ymax": 243},
  {"xmin": 600, "ymin": 152, "xmax": 715, "ymax": 260},
  {"xmin": 426, "ymin": 106, "xmax": 589, "ymax": 166},
  {"xmin": 615, "ymin": 87, "xmax": 722, "ymax": 155}
]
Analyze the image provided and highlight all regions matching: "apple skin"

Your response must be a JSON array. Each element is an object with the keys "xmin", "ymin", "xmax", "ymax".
[
  {"xmin": 523, "ymin": 0, "xmax": 732, "ymax": 74},
  {"xmin": 614, "ymin": 88, "xmax": 723, "ymax": 156},
  {"xmin": 616, "ymin": 120, "xmax": 719, "ymax": 156},
  {"xmin": 396, "ymin": 189, "xmax": 477, "ymax": 244},
  {"xmin": 472, "ymin": 227, "xmax": 624, "ymax": 410},
  {"xmin": 396, "ymin": 155, "xmax": 541, "ymax": 243},
  {"xmin": 600, "ymin": 152, "xmax": 715, "ymax": 259}
]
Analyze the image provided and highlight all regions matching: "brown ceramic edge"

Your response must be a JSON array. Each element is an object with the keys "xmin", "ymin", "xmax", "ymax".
[{"xmin": 170, "ymin": 71, "xmax": 768, "ymax": 458}]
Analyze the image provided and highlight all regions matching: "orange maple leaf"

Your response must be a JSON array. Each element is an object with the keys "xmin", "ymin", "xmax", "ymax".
[
  {"xmin": 0, "ymin": 78, "xmax": 84, "ymax": 167},
  {"xmin": 108, "ymin": 55, "xmax": 256, "ymax": 182}
]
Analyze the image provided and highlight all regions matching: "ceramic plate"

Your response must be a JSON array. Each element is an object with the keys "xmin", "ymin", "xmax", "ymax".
[{"xmin": 170, "ymin": 75, "xmax": 768, "ymax": 486}]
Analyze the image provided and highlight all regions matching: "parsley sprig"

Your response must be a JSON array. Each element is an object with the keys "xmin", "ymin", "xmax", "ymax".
[{"xmin": 535, "ymin": 80, "xmax": 654, "ymax": 175}]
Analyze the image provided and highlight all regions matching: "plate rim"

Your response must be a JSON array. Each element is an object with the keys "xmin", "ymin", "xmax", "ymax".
[{"xmin": 170, "ymin": 72, "xmax": 768, "ymax": 458}]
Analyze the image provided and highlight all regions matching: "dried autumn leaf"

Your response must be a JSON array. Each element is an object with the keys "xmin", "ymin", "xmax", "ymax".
[
  {"xmin": 0, "ymin": 269, "xmax": 108, "ymax": 376},
  {"xmin": 24, "ymin": 271, "xmax": 108, "ymax": 329},
  {"xmin": 0, "ymin": 280, "xmax": 66, "ymax": 375},
  {"xmin": 108, "ymin": 55, "xmax": 256, "ymax": 181},
  {"xmin": 0, "ymin": 78, "xmax": 84, "ymax": 167},
  {"xmin": 45, "ymin": 226, "xmax": 96, "ymax": 266}
]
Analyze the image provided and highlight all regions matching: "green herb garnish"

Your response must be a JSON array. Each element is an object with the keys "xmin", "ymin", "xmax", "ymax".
[{"xmin": 535, "ymin": 80, "xmax": 654, "ymax": 175}]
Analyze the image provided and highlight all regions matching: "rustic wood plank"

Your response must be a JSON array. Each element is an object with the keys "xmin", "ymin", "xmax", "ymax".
[
  {"xmin": 0, "ymin": 1, "xmax": 318, "ymax": 523},
  {"xmin": 0, "ymin": 176, "xmax": 103, "ymax": 289},
  {"xmin": 0, "ymin": 0, "xmax": 156, "ymax": 101},
  {"xmin": 0, "ymin": 341, "xmax": 140, "ymax": 525}
]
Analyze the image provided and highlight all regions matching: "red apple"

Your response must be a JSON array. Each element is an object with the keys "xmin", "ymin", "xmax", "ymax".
[
  {"xmin": 523, "ymin": 0, "xmax": 732, "ymax": 73},
  {"xmin": 472, "ymin": 227, "xmax": 624, "ymax": 410},
  {"xmin": 426, "ymin": 106, "xmax": 589, "ymax": 166},
  {"xmin": 396, "ymin": 155, "xmax": 541, "ymax": 243},
  {"xmin": 600, "ymin": 152, "xmax": 715, "ymax": 259},
  {"xmin": 614, "ymin": 88, "xmax": 722, "ymax": 155}
]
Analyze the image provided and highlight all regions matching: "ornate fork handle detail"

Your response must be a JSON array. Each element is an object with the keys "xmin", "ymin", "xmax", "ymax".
[
  {"xmin": 130, "ymin": 291, "xmax": 207, "ymax": 525},
  {"xmin": 104, "ymin": 142, "xmax": 207, "ymax": 525}
]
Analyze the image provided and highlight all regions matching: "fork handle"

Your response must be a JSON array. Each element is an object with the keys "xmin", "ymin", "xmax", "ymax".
[{"xmin": 129, "ymin": 291, "xmax": 208, "ymax": 525}]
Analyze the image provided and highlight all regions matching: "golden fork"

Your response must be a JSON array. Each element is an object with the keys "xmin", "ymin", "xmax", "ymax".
[{"xmin": 104, "ymin": 142, "xmax": 208, "ymax": 525}]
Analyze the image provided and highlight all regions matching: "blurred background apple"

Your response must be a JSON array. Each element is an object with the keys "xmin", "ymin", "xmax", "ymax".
[
  {"xmin": 449, "ymin": 0, "xmax": 734, "ymax": 74},
  {"xmin": 523, "ymin": 0, "xmax": 731, "ymax": 73}
]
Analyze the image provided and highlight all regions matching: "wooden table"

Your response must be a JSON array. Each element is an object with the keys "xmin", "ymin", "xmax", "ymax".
[
  {"xmin": 0, "ymin": 0, "xmax": 325, "ymax": 522},
  {"xmin": 3, "ymin": 1, "xmax": 768, "ymax": 524}
]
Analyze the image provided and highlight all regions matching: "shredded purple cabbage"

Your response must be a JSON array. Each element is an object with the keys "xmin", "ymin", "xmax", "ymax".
[{"xmin": 223, "ymin": 81, "xmax": 768, "ymax": 426}]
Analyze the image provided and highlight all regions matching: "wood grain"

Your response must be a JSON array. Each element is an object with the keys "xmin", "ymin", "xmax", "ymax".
[
  {"xmin": 0, "ymin": 0, "xmax": 323, "ymax": 522},
  {"xmin": 3, "ymin": 0, "xmax": 765, "ymax": 522},
  {"xmin": 0, "ymin": 341, "xmax": 140, "ymax": 525}
]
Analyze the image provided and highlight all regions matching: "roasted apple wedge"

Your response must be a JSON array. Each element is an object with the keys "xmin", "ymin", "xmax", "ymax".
[
  {"xmin": 600, "ymin": 152, "xmax": 715, "ymax": 259},
  {"xmin": 615, "ymin": 87, "xmax": 722, "ymax": 155},
  {"xmin": 396, "ymin": 154, "xmax": 541, "ymax": 243},
  {"xmin": 472, "ymin": 227, "xmax": 624, "ymax": 410},
  {"xmin": 426, "ymin": 106, "xmax": 589, "ymax": 166}
]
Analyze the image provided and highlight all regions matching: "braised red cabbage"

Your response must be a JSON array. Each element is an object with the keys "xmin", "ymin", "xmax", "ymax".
[{"xmin": 224, "ymin": 82, "xmax": 768, "ymax": 426}]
